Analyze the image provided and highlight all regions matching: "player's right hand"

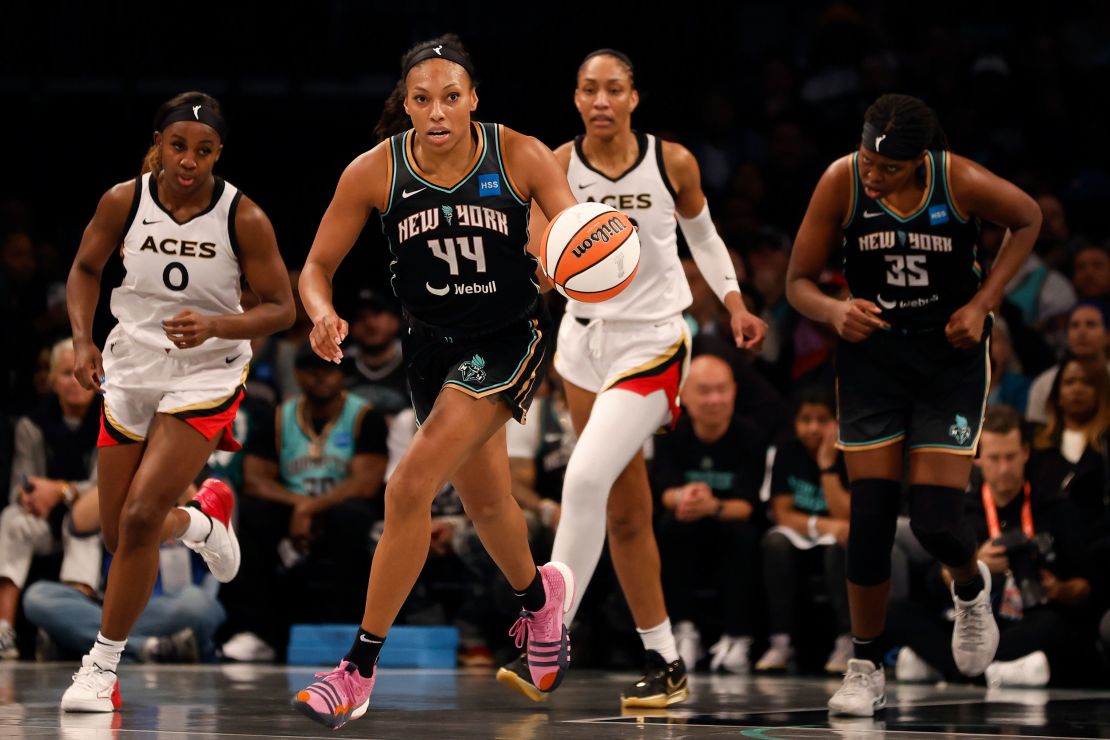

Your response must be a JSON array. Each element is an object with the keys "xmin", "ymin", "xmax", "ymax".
[
  {"xmin": 831, "ymin": 298, "xmax": 889, "ymax": 342},
  {"xmin": 308, "ymin": 310, "xmax": 348, "ymax": 364},
  {"xmin": 72, "ymin": 337, "xmax": 104, "ymax": 393}
]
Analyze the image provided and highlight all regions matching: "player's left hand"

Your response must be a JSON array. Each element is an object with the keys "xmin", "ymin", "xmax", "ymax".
[
  {"xmin": 945, "ymin": 302, "xmax": 987, "ymax": 349},
  {"xmin": 730, "ymin": 308, "xmax": 767, "ymax": 351},
  {"xmin": 163, "ymin": 310, "xmax": 218, "ymax": 349}
]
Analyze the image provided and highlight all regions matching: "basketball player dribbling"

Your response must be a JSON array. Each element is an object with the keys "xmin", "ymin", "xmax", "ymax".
[
  {"xmin": 62, "ymin": 91, "xmax": 296, "ymax": 711},
  {"xmin": 290, "ymin": 35, "xmax": 582, "ymax": 730},
  {"xmin": 787, "ymin": 94, "xmax": 1042, "ymax": 716},
  {"xmin": 496, "ymin": 49, "xmax": 766, "ymax": 708}
]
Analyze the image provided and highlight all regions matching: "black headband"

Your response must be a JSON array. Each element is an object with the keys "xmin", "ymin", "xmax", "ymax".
[
  {"xmin": 158, "ymin": 103, "xmax": 227, "ymax": 142},
  {"xmin": 404, "ymin": 44, "xmax": 475, "ymax": 79},
  {"xmin": 582, "ymin": 47, "xmax": 635, "ymax": 75},
  {"xmin": 861, "ymin": 121, "xmax": 923, "ymax": 160}
]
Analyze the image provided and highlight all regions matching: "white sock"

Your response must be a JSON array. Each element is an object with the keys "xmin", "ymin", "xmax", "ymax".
[
  {"xmin": 551, "ymin": 388, "xmax": 669, "ymax": 623},
  {"xmin": 638, "ymin": 618, "xmax": 679, "ymax": 663},
  {"xmin": 178, "ymin": 506, "xmax": 213, "ymax": 543},
  {"xmin": 89, "ymin": 631, "xmax": 126, "ymax": 673}
]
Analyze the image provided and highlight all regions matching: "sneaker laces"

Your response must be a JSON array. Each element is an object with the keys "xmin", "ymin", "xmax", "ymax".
[
  {"xmin": 955, "ymin": 602, "xmax": 987, "ymax": 646},
  {"xmin": 508, "ymin": 611, "xmax": 533, "ymax": 650},
  {"xmin": 72, "ymin": 662, "xmax": 114, "ymax": 688},
  {"xmin": 839, "ymin": 669, "xmax": 872, "ymax": 695},
  {"xmin": 312, "ymin": 664, "xmax": 363, "ymax": 701}
]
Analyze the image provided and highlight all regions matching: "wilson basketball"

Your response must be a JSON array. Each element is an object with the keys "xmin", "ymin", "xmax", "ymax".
[{"xmin": 539, "ymin": 202, "xmax": 640, "ymax": 303}]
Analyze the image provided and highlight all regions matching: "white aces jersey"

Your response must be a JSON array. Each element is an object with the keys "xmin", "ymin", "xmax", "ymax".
[
  {"xmin": 565, "ymin": 132, "xmax": 693, "ymax": 321},
  {"xmin": 110, "ymin": 172, "xmax": 251, "ymax": 359}
]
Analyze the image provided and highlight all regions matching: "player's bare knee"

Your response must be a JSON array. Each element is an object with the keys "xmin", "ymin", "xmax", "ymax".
[
  {"xmin": 382, "ymin": 472, "xmax": 437, "ymax": 518},
  {"xmin": 606, "ymin": 504, "xmax": 649, "ymax": 542},
  {"xmin": 117, "ymin": 496, "xmax": 169, "ymax": 547}
]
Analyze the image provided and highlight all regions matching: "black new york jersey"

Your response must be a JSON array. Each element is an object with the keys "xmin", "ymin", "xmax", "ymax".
[
  {"xmin": 380, "ymin": 122, "xmax": 536, "ymax": 333},
  {"xmin": 841, "ymin": 150, "xmax": 981, "ymax": 332}
]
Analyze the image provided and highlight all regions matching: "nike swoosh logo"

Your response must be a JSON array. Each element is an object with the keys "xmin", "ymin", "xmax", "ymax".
[
  {"xmin": 142, "ymin": 218, "xmax": 162, "ymax": 225},
  {"xmin": 359, "ymin": 635, "xmax": 382, "ymax": 644},
  {"xmin": 862, "ymin": 210, "xmax": 883, "ymax": 218},
  {"xmin": 876, "ymin": 295, "xmax": 897, "ymax": 310},
  {"xmin": 224, "ymin": 354, "xmax": 241, "ymax": 364},
  {"xmin": 577, "ymin": 182, "xmax": 598, "ymax": 189},
  {"xmin": 402, "ymin": 188, "xmax": 427, "ymax": 199},
  {"xmin": 425, "ymin": 282, "xmax": 450, "ymax": 296}
]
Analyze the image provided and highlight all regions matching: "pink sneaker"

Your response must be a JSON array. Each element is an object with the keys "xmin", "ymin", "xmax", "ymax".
[
  {"xmin": 291, "ymin": 660, "xmax": 375, "ymax": 729},
  {"xmin": 183, "ymin": 478, "xmax": 240, "ymax": 583},
  {"xmin": 508, "ymin": 561, "xmax": 574, "ymax": 692}
]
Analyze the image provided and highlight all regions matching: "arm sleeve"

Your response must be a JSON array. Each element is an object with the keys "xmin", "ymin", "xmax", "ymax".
[
  {"xmin": 676, "ymin": 202, "xmax": 740, "ymax": 304},
  {"xmin": 355, "ymin": 408, "xmax": 389, "ymax": 455}
]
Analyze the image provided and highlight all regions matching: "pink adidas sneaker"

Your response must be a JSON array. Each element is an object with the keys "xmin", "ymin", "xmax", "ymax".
[
  {"xmin": 291, "ymin": 660, "xmax": 375, "ymax": 729},
  {"xmin": 508, "ymin": 561, "xmax": 574, "ymax": 692}
]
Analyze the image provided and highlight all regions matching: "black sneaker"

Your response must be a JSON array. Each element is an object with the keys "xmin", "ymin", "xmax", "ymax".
[
  {"xmin": 495, "ymin": 653, "xmax": 549, "ymax": 703},
  {"xmin": 621, "ymin": 650, "xmax": 690, "ymax": 708}
]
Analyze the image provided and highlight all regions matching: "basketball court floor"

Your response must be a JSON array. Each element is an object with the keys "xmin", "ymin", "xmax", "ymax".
[{"xmin": 4, "ymin": 662, "xmax": 1110, "ymax": 738}]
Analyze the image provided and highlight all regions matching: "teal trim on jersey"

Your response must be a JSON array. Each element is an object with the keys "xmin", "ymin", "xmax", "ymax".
[
  {"xmin": 838, "ymin": 430, "xmax": 906, "ymax": 448},
  {"xmin": 443, "ymin": 320, "xmax": 540, "ymax": 394},
  {"xmin": 939, "ymin": 150, "xmax": 969, "ymax": 225},
  {"xmin": 278, "ymin": 394, "xmax": 368, "ymax": 497},
  {"xmin": 492, "ymin": 124, "xmax": 528, "ymax": 207},
  {"xmin": 876, "ymin": 151, "xmax": 936, "ymax": 224},
  {"xmin": 383, "ymin": 135, "xmax": 400, "ymax": 216},
  {"xmin": 844, "ymin": 152, "xmax": 861, "ymax": 229},
  {"xmin": 972, "ymin": 244, "xmax": 983, "ymax": 279},
  {"xmin": 401, "ymin": 124, "xmax": 488, "ymax": 194}
]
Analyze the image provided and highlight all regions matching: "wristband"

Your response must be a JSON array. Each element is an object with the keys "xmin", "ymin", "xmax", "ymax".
[
  {"xmin": 820, "ymin": 466, "xmax": 838, "ymax": 475},
  {"xmin": 807, "ymin": 515, "xmax": 819, "ymax": 539}
]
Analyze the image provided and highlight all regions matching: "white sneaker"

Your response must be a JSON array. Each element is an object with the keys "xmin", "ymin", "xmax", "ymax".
[
  {"xmin": 828, "ymin": 659, "xmax": 886, "ymax": 717},
  {"xmin": 755, "ymin": 633, "xmax": 794, "ymax": 672},
  {"xmin": 985, "ymin": 650, "xmax": 1050, "ymax": 688},
  {"xmin": 895, "ymin": 646, "xmax": 943, "ymax": 682},
  {"xmin": 825, "ymin": 634, "xmax": 854, "ymax": 674},
  {"xmin": 221, "ymin": 631, "xmax": 276, "ymax": 663},
  {"xmin": 61, "ymin": 655, "xmax": 122, "ymax": 712},
  {"xmin": 182, "ymin": 479, "xmax": 241, "ymax": 583},
  {"xmin": 708, "ymin": 635, "xmax": 752, "ymax": 674},
  {"xmin": 0, "ymin": 622, "xmax": 17, "ymax": 659},
  {"xmin": 673, "ymin": 621, "xmax": 702, "ymax": 671},
  {"xmin": 951, "ymin": 560, "xmax": 1000, "ymax": 676}
]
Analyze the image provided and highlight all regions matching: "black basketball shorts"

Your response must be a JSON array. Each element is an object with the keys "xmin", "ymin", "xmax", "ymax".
[{"xmin": 835, "ymin": 325, "xmax": 990, "ymax": 456}]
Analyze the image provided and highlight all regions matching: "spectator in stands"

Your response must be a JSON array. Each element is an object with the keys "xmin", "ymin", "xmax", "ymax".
[
  {"xmin": 1027, "ymin": 301, "xmax": 1109, "ymax": 424},
  {"xmin": 1005, "ymin": 250, "xmax": 1077, "ymax": 355},
  {"xmin": 1072, "ymin": 243, "xmax": 1110, "ymax": 303},
  {"xmin": 343, "ymin": 289, "xmax": 408, "ymax": 416},
  {"xmin": 889, "ymin": 406, "xmax": 1092, "ymax": 687},
  {"xmin": 0, "ymin": 338, "xmax": 101, "ymax": 658},
  {"xmin": 653, "ymin": 355, "xmax": 763, "ymax": 673},
  {"xmin": 23, "ymin": 485, "xmax": 225, "ymax": 663},
  {"xmin": 1030, "ymin": 355, "xmax": 1110, "ymax": 546},
  {"xmin": 988, "ymin": 316, "xmax": 1032, "ymax": 413},
  {"xmin": 756, "ymin": 386, "xmax": 852, "ymax": 675},
  {"xmin": 224, "ymin": 343, "xmax": 388, "ymax": 661}
]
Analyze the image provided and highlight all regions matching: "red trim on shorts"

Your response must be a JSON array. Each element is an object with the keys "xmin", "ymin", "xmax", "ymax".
[
  {"xmin": 170, "ymin": 387, "xmax": 246, "ymax": 452},
  {"xmin": 99, "ymin": 407, "xmax": 140, "ymax": 447},
  {"xmin": 610, "ymin": 360, "xmax": 684, "ymax": 430}
]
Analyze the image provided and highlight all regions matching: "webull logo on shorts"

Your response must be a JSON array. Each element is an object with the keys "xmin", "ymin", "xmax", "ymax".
[{"xmin": 571, "ymin": 217, "xmax": 628, "ymax": 259}]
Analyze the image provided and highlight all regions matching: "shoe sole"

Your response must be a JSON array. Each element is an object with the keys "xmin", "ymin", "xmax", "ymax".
[
  {"xmin": 621, "ymin": 685, "xmax": 690, "ymax": 709},
  {"xmin": 291, "ymin": 696, "xmax": 369, "ymax": 728},
  {"xmin": 496, "ymin": 666, "xmax": 549, "ymax": 703},
  {"xmin": 828, "ymin": 694, "xmax": 886, "ymax": 717},
  {"xmin": 546, "ymin": 561, "xmax": 575, "ymax": 615},
  {"xmin": 531, "ymin": 561, "xmax": 575, "ymax": 694},
  {"xmin": 61, "ymin": 699, "xmax": 118, "ymax": 713}
]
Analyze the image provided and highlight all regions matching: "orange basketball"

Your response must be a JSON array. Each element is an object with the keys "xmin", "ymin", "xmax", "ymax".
[{"xmin": 539, "ymin": 202, "xmax": 640, "ymax": 303}]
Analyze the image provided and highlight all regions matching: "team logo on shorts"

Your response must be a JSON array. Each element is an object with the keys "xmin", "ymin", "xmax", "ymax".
[
  {"xmin": 948, "ymin": 414, "xmax": 971, "ymax": 445},
  {"xmin": 458, "ymin": 354, "xmax": 487, "ymax": 384}
]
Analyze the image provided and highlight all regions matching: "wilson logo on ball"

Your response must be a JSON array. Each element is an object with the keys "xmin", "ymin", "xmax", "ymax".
[{"xmin": 540, "ymin": 202, "xmax": 640, "ymax": 303}]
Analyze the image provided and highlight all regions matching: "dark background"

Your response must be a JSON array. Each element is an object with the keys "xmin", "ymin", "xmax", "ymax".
[{"xmin": 2, "ymin": 0, "xmax": 1109, "ymax": 341}]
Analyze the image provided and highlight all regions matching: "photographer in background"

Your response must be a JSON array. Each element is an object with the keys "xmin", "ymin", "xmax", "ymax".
[{"xmin": 888, "ymin": 405, "xmax": 1093, "ymax": 687}]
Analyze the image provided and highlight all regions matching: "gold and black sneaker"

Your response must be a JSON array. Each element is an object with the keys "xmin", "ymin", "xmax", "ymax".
[
  {"xmin": 496, "ymin": 653, "xmax": 549, "ymax": 703},
  {"xmin": 621, "ymin": 650, "xmax": 690, "ymax": 708}
]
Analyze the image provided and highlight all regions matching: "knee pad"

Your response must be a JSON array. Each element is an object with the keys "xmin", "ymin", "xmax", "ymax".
[
  {"xmin": 909, "ymin": 484, "xmax": 975, "ymax": 567},
  {"xmin": 846, "ymin": 478, "xmax": 901, "ymax": 586}
]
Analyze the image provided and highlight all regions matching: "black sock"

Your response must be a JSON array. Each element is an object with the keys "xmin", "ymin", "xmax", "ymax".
[
  {"xmin": 344, "ymin": 629, "xmax": 386, "ymax": 678},
  {"xmin": 852, "ymin": 636, "xmax": 884, "ymax": 667},
  {"xmin": 953, "ymin": 571, "xmax": 986, "ymax": 601},
  {"xmin": 515, "ymin": 568, "xmax": 546, "ymax": 613}
]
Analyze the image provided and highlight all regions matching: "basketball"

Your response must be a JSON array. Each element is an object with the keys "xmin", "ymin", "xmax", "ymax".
[{"xmin": 539, "ymin": 202, "xmax": 640, "ymax": 303}]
